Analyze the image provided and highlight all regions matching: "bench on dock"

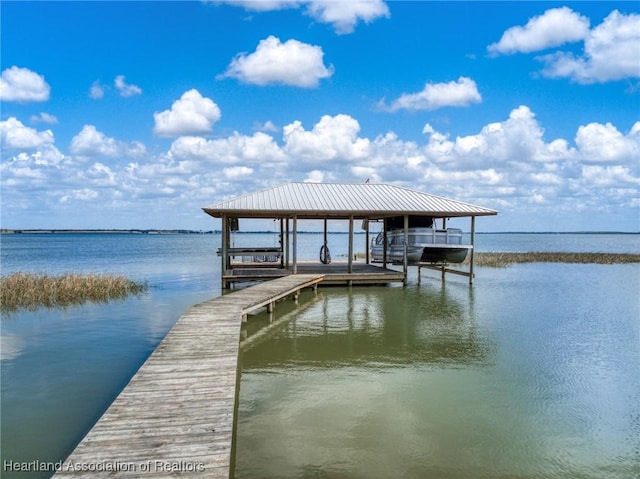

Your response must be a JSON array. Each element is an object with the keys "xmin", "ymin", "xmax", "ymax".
[
  {"xmin": 54, "ymin": 274, "xmax": 324, "ymax": 478},
  {"xmin": 216, "ymin": 247, "xmax": 283, "ymax": 268}
]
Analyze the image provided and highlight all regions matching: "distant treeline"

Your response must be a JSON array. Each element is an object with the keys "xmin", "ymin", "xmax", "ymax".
[
  {"xmin": 0, "ymin": 229, "xmax": 364, "ymax": 235},
  {"xmin": 2, "ymin": 229, "xmax": 637, "ymax": 235},
  {"xmin": 1, "ymin": 229, "xmax": 216, "ymax": 235}
]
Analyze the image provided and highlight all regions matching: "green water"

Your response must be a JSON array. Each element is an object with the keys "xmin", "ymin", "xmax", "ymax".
[
  {"xmin": 235, "ymin": 264, "xmax": 639, "ymax": 479},
  {"xmin": 1, "ymin": 234, "xmax": 638, "ymax": 478}
]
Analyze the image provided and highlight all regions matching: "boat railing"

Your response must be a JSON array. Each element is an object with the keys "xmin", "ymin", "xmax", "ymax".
[{"xmin": 373, "ymin": 228, "xmax": 464, "ymax": 246}]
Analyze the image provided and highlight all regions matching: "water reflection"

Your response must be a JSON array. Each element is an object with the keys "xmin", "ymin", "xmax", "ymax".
[
  {"xmin": 0, "ymin": 333, "xmax": 25, "ymax": 361},
  {"xmin": 240, "ymin": 285, "xmax": 492, "ymax": 371},
  {"xmin": 235, "ymin": 265, "xmax": 639, "ymax": 479}
]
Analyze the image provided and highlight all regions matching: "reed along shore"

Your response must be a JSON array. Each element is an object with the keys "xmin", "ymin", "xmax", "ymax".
[
  {"xmin": 469, "ymin": 251, "xmax": 640, "ymax": 267},
  {"xmin": 2, "ymin": 252, "xmax": 638, "ymax": 312},
  {"xmin": 1, "ymin": 272, "xmax": 147, "ymax": 313},
  {"xmin": 350, "ymin": 251, "xmax": 640, "ymax": 266}
]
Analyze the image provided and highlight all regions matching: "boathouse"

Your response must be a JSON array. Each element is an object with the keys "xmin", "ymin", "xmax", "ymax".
[
  {"xmin": 55, "ymin": 184, "xmax": 496, "ymax": 478},
  {"xmin": 203, "ymin": 182, "xmax": 497, "ymax": 286}
]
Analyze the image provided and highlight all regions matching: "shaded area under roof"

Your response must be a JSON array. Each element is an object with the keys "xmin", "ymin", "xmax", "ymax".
[{"xmin": 202, "ymin": 182, "xmax": 498, "ymax": 219}]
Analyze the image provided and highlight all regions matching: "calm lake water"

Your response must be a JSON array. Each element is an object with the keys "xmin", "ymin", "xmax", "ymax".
[{"xmin": 1, "ymin": 232, "xmax": 639, "ymax": 478}]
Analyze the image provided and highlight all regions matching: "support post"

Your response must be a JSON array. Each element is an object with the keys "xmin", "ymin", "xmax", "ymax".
[
  {"xmin": 285, "ymin": 218, "xmax": 290, "ymax": 268},
  {"xmin": 280, "ymin": 218, "xmax": 284, "ymax": 268},
  {"xmin": 348, "ymin": 215, "xmax": 354, "ymax": 274},
  {"xmin": 365, "ymin": 218, "xmax": 370, "ymax": 264},
  {"xmin": 382, "ymin": 219, "xmax": 388, "ymax": 268},
  {"xmin": 403, "ymin": 214, "xmax": 409, "ymax": 285},
  {"xmin": 323, "ymin": 218, "xmax": 328, "ymax": 247},
  {"xmin": 292, "ymin": 215, "xmax": 298, "ymax": 274},
  {"xmin": 470, "ymin": 216, "xmax": 476, "ymax": 285},
  {"xmin": 221, "ymin": 215, "xmax": 229, "ymax": 289}
]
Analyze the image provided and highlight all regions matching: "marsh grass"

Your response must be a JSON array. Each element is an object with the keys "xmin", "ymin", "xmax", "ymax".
[
  {"xmin": 468, "ymin": 252, "xmax": 640, "ymax": 267},
  {"xmin": 1, "ymin": 272, "xmax": 147, "ymax": 313},
  {"xmin": 348, "ymin": 251, "xmax": 640, "ymax": 266}
]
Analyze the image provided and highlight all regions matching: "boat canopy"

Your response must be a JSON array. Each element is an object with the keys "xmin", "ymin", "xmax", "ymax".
[{"xmin": 385, "ymin": 215, "xmax": 434, "ymax": 229}]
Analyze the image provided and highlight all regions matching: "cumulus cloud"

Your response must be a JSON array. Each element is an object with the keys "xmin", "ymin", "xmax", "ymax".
[
  {"xmin": 421, "ymin": 105, "xmax": 575, "ymax": 168},
  {"xmin": 169, "ymin": 131, "xmax": 285, "ymax": 165},
  {"xmin": 223, "ymin": 166, "xmax": 254, "ymax": 179},
  {"xmin": 208, "ymin": 0, "xmax": 389, "ymax": 34},
  {"xmin": 153, "ymin": 89, "xmax": 222, "ymax": 137},
  {"xmin": 114, "ymin": 75, "xmax": 142, "ymax": 97},
  {"xmin": 575, "ymin": 121, "xmax": 640, "ymax": 163},
  {"xmin": 70, "ymin": 125, "xmax": 119, "ymax": 157},
  {"xmin": 283, "ymin": 114, "xmax": 370, "ymax": 163},
  {"xmin": 0, "ymin": 66, "xmax": 51, "ymax": 102},
  {"xmin": 0, "ymin": 117, "xmax": 55, "ymax": 150},
  {"xmin": 218, "ymin": 36, "xmax": 334, "ymax": 87},
  {"xmin": 69, "ymin": 125, "xmax": 146, "ymax": 158},
  {"xmin": 381, "ymin": 77, "xmax": 482, "ymax": 112},
  {"xmin": 2, "ymin": 106, "xmax": 638, "ymax": 230},
  {"xmin": 84, "ymin": 162, "xmax": 117, "ymax": 186},
  {"xmin": 305, "ymin": 0, "xmax": 390, "ymax": 34},
  {"xmin": 538, "ymin": 10, "xmax": 640, "ymax": 83},
  {"xmin": 488, "ymin": 7, "xmax": 590, "ymax": 55},
  {"xmin": 580, "ymin": 165, "xmax": 639, "ymax": 187}
]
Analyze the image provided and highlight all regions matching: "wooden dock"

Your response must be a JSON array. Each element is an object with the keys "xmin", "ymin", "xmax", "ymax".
[
  {"xmin": 224, "ymin": 262, "xmax": 405, "ymax": 287},
  {"xmin": 54, "ymin": 274, "xmax": 324, "ymax": 478}
]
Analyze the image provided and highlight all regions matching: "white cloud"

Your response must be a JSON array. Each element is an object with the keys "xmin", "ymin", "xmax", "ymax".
[
  {"xmin": 29, "ymin": 112, "xmax": 59, "ymax": 125},
  {"xmin": 208, "ymin": 0, "xmax": 389, "ymax": 34},
  {"xmin": 382, "ymin": 77, "xmax": 482, "ymax": 112},
  {"xmin": 304, "ymin": 170, "xmax": 325, "ymax": 183},
  {"xmin": 305, "ymin": 0, "xmax": 390, "ymax": 34},
  {"xmin": 69, "ymin": 125, "xmax": 146, "ymax": 158},
  {"xmin": 0, "ymin": 66, "xmax": 51, "ymax": 102},
  {"xmin": 0, "ymin": 117, "xmax": 54, "ymax": 150},
  {"xmin": 59, "ymin": 188, "xmax": 99, "ymax": 203},
  {"xmin": 114, "ymin": 75, "xmax": 142, "ymax": 97},
  {"xmin": 2, "ymin": 106, "xmax": 638, "ymax": 230},
  {"xmin": 488, "ymin": 7, "xmax": 590, "ymax": 55},
  {"xmin": 538, "ymin": 10, "xmax": 640, "ymax": 83},
  {"xmin": 581, "ymin": 165, "xmax": 639, "ymax": 186},
  {"xmin": 219, "ymin": 36, "xmax": 334, "ymax": 88},
  {"xmin": 256, "ymin": 120, "xmax": 279, "ymax": 133},
  {"xmin": 422, "ymin": 105, "xmax": 575, "ymax": 167},
  {"xmin": 575, "ymin": 122, "xmax": 640, "ymax": 163},
  {"xmin": 169, "ymin": 131, "xmax": 285, "ymax": 165},
  {"xmin": 83, "ymin": 162, "xmax": 117, "ymax": 186},
  {"xmin": 223, "ymin": 166, "xmax": 254, "ymax": 179},
  {"xmin": 89, "ymin": 80, "xmax": 106, "ymax": 99},
  {"xmin": 283, "ymin": 114, "xmax": 370, "ymax": 163},
  {"xmin": 69, "ymin": 125, "xmax": 119, "ymax": 157},
  {"xmin": 209, "ymin": 0, "xmax": 301, "ymax": 12},
  {"xmin": 153, "ymin": 89, "xmax": 222, "ymax": 137}
]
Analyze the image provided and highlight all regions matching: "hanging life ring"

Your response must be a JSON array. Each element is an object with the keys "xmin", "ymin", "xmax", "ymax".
[{"xmin": 319, "ymin": 244, "xmax": 331, "ymax": 264}]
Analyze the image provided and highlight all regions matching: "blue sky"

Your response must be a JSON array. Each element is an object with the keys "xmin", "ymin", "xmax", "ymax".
[{"xmin": 1, "ymin": 1, "xmax": 639, "ymax": 232}]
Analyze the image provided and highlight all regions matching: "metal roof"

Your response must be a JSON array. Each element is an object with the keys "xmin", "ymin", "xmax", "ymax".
[{"xmin": 202, "ymin": 182, "xmax": 498, "ymax": 219}]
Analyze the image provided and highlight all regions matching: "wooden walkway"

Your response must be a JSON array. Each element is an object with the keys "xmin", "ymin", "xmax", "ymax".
[{"xmin": 54, "ymin": 274, "xmax": 324, "ymax": 478}]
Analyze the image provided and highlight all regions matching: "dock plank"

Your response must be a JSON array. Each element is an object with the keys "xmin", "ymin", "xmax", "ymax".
[{"xmin": 54, "ymin": 274, "xmax": 324, "ymax": 479}]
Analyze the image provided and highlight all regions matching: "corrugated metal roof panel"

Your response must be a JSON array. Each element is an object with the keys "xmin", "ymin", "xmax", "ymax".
[{"xmin": 202, "ymin": 182, "xmax": 498, "ymax": 218}]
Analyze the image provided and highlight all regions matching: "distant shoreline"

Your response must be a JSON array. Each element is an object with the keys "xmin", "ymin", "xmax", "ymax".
[
  {"xmin": 0, "ymin": 229, "xmax": 216, "ymax": 235},
  {"xmin": 1, "ymin": 229, "xmax": 638, "ymax": 235}
]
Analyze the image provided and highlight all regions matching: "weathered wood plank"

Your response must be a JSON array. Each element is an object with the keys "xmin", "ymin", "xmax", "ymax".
[{"xmin": 54, "ymin": 274, "xmax": 324, "ymax": 478}]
